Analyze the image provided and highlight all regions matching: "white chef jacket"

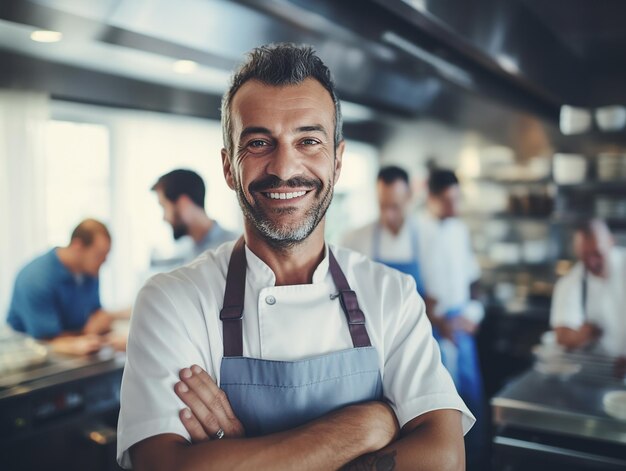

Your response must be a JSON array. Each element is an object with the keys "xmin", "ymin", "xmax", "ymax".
[
  {"xmin": 416, "ymin": 211, "xmax": 482, "ymax": 320},
  {"xmin": 341, "ymin": 218, "xmax": 417, "ymax": 263},
  {"xmin": 550, "ymin": 247, "xmax": 626, "ymax": 357},
  {"xmin": 117, "ymin": 240, "xmax": 475, "ymax": 468}
]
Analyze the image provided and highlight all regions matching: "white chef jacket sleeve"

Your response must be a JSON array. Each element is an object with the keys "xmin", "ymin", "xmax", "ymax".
[
  {"xmin": 382, "ymin": 274, "xmax": 475, "ymax": 434},
  {"xmin": 463, "ymin": 223, "xmax": 481, "ymax": 283},
  {"xmin": 116, "ymin": 275, "xmax": 209, "ymax": 469},
  {"xmin": 550, "ymin": 272, "xmax": 585, "ymax": 329}
]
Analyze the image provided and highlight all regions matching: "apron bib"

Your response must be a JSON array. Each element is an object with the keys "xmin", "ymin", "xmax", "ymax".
[
  {"xmin": 219, "ymin": 238, "xmax": 383, "ymax": 436},
  {"xmin": 373, "ymin": 222, "xmax": 425, "ymax": 297}
]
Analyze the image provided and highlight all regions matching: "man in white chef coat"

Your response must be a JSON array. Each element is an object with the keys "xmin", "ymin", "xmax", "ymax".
[
  {"xmin": 416, "ymin": 168, "xmax": 485, "ymax": 469},
  {"xmin": 551, "ymin": 219, "xmax": 626, "ymax": 359},
  {"xmin": 118, "ymin": 44, "xmax": 474, "ymax": 471},
  {"xmin": 342, "ymin": 165, "xmax": 425, "ymax": 297}
]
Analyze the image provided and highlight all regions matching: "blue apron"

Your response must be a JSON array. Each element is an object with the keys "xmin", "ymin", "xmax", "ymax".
[
  {"xmin": 219, "ymin": 238, "xmax": 383, "ymax": 436},
  {"xmin": 373, "ymin": 222, "xmax": 425, "ymax": 297},
  {"xmin": 433, "ymin": 306, "xmax": 485, "ymax": 467},
  {"xmin": 432, "ymin": 307, "xmax": 482, "ymax": 411}
]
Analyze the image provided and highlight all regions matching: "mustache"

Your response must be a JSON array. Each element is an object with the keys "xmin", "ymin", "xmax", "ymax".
[{"xmin": 249, "ymin": 175, "xmax": 322, "ymax": 193}]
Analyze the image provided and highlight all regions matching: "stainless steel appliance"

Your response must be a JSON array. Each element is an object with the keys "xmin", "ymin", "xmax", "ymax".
[
  {"xmin": 492, "ymin": 367, "xmax": 626, "ymax": 470},
  {"xmin": 0, "ymin": 350, "xmax": 124, "ymax": 471}
]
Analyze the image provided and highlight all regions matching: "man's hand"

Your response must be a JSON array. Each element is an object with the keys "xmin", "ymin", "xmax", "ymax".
[
  {"xmin": 451, "ymin": 316, "xmax": 478, "ymax": 335},
  {"xmin": 433, "ymin": 317, "xmax": 456, "ymax": 343},
  {"xmin": 105, "ymin": 332, "xmax": 127, "ymax": 352},
  {"xmin": 175, "ymin": 365, "xmax": 245, "ymax": 442},
  {"xmin": 579, "ymin": 322, "xmax": 602, "ymax": 345},
  {"xmin": 83, "ymin": 310, "xmax": 114, "ymax": 335},
  {"xmin": 49, "ymin": 334, "xmax": 103, "ymax": 355},
  {"xmin": 555, "ymin": 323, "xmax": 603, "ymax": 350}
]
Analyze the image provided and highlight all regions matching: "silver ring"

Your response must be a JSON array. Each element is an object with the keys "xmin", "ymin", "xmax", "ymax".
[{"xmin": 214, "ymin": 428, "xmax": 225, "ymax": 440}]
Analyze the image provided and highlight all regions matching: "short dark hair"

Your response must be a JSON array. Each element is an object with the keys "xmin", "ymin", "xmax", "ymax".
[
  {"xmin": 70, "ymin": 219, "xmax": 110, "ymax": 247},
  {"xmin": 428, "ymin": 168, "xmax": 459, "ymax": 194},
  {"xmin": 152, "ymin": 169, "xmax": 205, "ymax": 209},
  {"xmin": 221, "ymin": 43, "xmax": 342, "ymax": 156},
  {"xmin": 377, "ymin": 165, "xmax": 409, "ymax": 186},
  {"xmin": 575, "ymin": 218, "xmax": 610, "ymax": 239}
]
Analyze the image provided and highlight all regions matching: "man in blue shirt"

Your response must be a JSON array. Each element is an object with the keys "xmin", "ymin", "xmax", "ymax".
[{"xmin": 7, "ymin": 219, "xmax": 129, "ymax": 355}]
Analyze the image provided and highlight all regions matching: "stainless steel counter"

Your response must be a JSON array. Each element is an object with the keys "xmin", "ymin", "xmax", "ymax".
[
  {"xmin": 492, "ymin": 368, "xmax": 626, "ymax": 470},
  {"xmin": 0, "ymin": 350, "xmax": 125, "ymax": 401},
  {"xmin": 492, "ymin": 369, "xmax": 626, "ymax": 444},
  {"xmin": 0, "ymin": 350, "xmax": 125, "ymax": 471}
]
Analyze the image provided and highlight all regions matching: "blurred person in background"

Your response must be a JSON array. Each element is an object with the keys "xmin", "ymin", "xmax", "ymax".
[
  {"xmin": 342, "ymin": 165, "xmax": 425, "ymax": 297},
  {"xmin": 7, "ymin": 219, "xmax": 129, "ymax": 354},
  {"xmin": 152, "ymin": 169, "xmax": 238, "ymax": 263},
  {"xmin": 417, "ymin": 168, "xmax": 486, "ymax": 469},
  {"xmin": 550, "ymin": 219, "xmax": 626, "ymax": 365}
]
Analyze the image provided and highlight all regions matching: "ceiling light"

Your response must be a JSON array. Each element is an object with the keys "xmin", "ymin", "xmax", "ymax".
[
  {"xmin": 30, "ymin": 30, "xmax": 62, "ymax": 43},
  {"xmin": 173, "ymin": 60, "xmax": 198, "ymax": 74}
]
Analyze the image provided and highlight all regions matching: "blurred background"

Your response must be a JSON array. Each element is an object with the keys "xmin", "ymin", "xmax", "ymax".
[{"xmin": 1, "ymin": 1, "xmax": 626, "ymax": 470}]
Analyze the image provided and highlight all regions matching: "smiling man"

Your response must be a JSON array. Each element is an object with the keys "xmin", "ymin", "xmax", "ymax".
[{"xmin": 118, "ymin": 44, "xmax": 474, "ymax": 471}]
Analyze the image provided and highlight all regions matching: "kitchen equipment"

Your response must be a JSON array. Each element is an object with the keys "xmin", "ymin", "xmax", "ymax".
[
  {"xmin": 490, "ymin": 242, "xmax": 521, "ymax": 264},
  {"xmin": 560, "ymin": 105, "xmax": 592, "ymax": 135},
  {"xmin": 597, "ymin": 153, "xmax": 626, "ymax": 181},
  {"xmin": 552, "ymin": 153, "xmax": 587, "ymax": 185},
  {"xmin": 0, "ymin": 351, "xmax": 125, "ymax": 471},
  {"xmin": 0, "ymin": 326, "xmax": 48, "ymax": 374},
  {"xmin": 492, "ymin": 368, "xmax": 626, "ymax": 471},
  {"xmin": 603, "ymin": 391, "xmax": 626, "ymax": 420},
  {"xmin": 595, "ymin": 106, "xmax": 626, "ymax": 132}
]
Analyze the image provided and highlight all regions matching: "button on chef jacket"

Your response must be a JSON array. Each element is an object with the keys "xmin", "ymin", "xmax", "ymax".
[
  {"xmin": 117, "ymin": 240, "xmax": 475, "ymax": 469},
  {"xmin": 551, "ymin": 246, "xmax": 626, "ymax": 357}
]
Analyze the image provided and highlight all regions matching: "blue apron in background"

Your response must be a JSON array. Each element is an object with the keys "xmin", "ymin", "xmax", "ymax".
[
  {"xmin": 218, "ymin": 238, "xmax": 383, "ymax": 437},
  {"xmin": 433, "ymin": 306, "xmax": 485, "ymax": 468},
  {"xmin": 433, "ymin": 307, "xmax": 482, "ymax": 412},
  {"xmin": 373, "ymin": 222, "xmax": 425, "ymax": 297}
]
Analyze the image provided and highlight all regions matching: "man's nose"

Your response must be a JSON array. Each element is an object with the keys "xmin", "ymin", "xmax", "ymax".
[{"xmin": 266, "ymin": 143, "xmax": 301, "ymax": 181}]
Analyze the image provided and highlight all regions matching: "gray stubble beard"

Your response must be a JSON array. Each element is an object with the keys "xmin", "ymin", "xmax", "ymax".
[{"xmin": 233, "ymin": 173, "xmax": 334, "ymax": 251}]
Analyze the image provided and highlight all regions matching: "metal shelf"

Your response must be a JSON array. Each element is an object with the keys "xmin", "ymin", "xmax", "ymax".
[
  {"xmin": 557, "ymin": 181, "xmax": 626, "ymax": 193},
  {"xmin": 462, "ymin": 212, "xmax": 552, "ymax": 222}
]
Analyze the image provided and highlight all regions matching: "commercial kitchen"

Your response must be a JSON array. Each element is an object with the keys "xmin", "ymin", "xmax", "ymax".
[{"xmin": 1, "ymin": 1, "xmax": 625, "ymax": 470}]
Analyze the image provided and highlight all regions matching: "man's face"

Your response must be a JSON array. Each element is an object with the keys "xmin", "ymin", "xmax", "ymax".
[
  {"xmin": 575, "ymin": 232, "xmax": 613, "ymax": 277},
  {"xmin": 377, "ymin": 179, "xmax": 411, "ymax": 234},
  {"xmin": 222, "ymin": 78, "xmax": 343, "ymax": 247},
  {"xmin": 156, "ymin": 190, "xmax": 187, "ymax": 240},
  {"xmin": 79, "ymin": 233, "xmax": 110, "ymax": 277},
  {"xmin": 430, "ymin": 184, "xmax": 461, "ymax": 219}
]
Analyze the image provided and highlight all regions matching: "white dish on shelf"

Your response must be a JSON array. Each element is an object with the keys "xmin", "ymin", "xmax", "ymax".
[
  {"xmin": 553, "ymin": 153, "xmax": 587, "ymax": 184},
  {"xmin": 603, "ymin": 391, "xmax": 626, "ymax": 420}
]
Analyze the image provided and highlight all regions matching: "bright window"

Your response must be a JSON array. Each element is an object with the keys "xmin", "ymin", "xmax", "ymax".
[{"xmin": 44, "ymin": 120, "xmax": 111, "ymax": 246}]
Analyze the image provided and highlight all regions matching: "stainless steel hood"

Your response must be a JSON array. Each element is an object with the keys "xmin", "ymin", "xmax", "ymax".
[{"xmin": 2, "ymin": 0, "xmax": 623, "ymax": 148}]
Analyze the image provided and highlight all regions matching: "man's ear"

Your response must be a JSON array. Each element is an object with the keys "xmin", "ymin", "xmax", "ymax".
[
  {"xmin": 221, "ymin": 148, "xmax": 236, "ymax": 190},
  {"xmin": 333, "ymin": 140, "xmax": 345, "ymax": 185}
]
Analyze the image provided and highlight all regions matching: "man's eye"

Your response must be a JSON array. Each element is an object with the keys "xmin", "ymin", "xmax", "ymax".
[
  {"xmin": 301, "ymin": 139, "xmax": 319, "ymax": 146},
  {"xmin": 249, "ymin": 140, "xmax": 268, "ymax": 148}
]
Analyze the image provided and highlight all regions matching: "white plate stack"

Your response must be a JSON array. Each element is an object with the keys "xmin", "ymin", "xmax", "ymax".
[{"xmin": 603, "ymin": 391, "xmax": 626, "ymax": 421}]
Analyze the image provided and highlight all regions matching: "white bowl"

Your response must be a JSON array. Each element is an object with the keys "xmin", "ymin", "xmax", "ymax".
[{"xmin": 603, "ymin": 391, "xmax": 626, "ymax": 420}]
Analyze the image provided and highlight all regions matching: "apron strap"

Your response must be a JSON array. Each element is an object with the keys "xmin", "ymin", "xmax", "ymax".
[
  {"xmin": 220, "ymin": 239, "xmax": 371, "ymax": 357},
  {"xmin": 328, "ymin": 250, "xmax": 372, "ymax": 348},
  {"xmin": 220, "ymin": 237, "xmax": 246, "ymax": 357}
]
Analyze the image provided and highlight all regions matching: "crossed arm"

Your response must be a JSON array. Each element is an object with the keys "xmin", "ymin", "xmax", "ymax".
[
  {"xmin": 130, "ymin": 365, "xmax": 465, "ymax": 471},
  {"xmin": 554, "ymin": 324, "xmax": 602, "ymax": 349}
]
